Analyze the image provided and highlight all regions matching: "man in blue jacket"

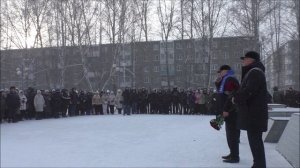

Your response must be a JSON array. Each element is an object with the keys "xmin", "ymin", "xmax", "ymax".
[{"xmin": 215, "ymin": 65, "xmax": 240, "ymax": 163}]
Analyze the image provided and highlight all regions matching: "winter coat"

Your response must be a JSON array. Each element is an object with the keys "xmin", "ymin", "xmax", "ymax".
[
  {"xmin": 70, "ymin": 91, "xmax": 79, "ymax": 105},
  {"xmin": 199, "ymin": 93, "xmax": 207, "ymax": 104},
  {"xmin": 51, "ymin": 92, "xmax": 62, "ymax": 112},
  {"xmin": 34, "ymin": 94, "xmax": 45, "ymax": 112},
  {"xmin": 6, "ymin": 91, "xmax": 20, "ymax": 110},
  {"xmin": 61, "ymin": 92, "xmax": 70, "ymax": 109},
  {"xmin": 215, "ymin": 73, "xmax": 240, "ymax": 122},
  {"xmin": 235, "ymin": 61, "xmax": 268, "ymax": 132},
  {"xmin": 92, "ymin": 94, "xmax": 102, "ymax": 105},
  {"xmin": 108, "ymin": 94, "xmax": 116, "ymax": 106},
  {"xmin": 115, "ymin": 93, "xmax": 123, "ymax": 109},
  {"xmin": 102, "ymin": 94, "xmax": 109, "ymax": 105},
  {"xmin": 19, "ymin": 94, "xmax": 27, "ymax": 111},
  {"xmin": 194, "ymin": 92, "xmax": 201, "ymax": 104},
  {"xmin": 122, "ymin": 89, "xmax": 131, "ymax": 105},
  {"xmin": 26, "ymin": 90, "xmax": 35, "ymax": 112},
  {"xmin": 0, "ymin": 92, "xmax": 6, "ymax": 115}
]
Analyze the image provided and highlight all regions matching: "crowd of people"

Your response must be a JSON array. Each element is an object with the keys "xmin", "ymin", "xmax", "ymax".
[
  {"xmin": 0, "ymin": 84, "xmax": 299, "ymax": 124},
  {"xmin": 272, "ymin": 87, "xmax": 300, "ymax": 108},
  {"xmin": 0, "ymin": 86, "xmax": 222, "ymax": 123}
]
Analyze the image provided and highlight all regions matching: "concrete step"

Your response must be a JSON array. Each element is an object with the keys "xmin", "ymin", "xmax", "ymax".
[{"xmin": 277, "ymin": 113, "xmax": 300, "ymax": 168}]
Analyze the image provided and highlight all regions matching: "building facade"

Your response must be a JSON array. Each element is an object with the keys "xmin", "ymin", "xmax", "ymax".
[
  {"xmin": 0, "ymin": 36, "xmax": 259, "ymax": 91},
  {"xmin": 265, "ymin": 40, "xmax": 300, "ymax": 91}
]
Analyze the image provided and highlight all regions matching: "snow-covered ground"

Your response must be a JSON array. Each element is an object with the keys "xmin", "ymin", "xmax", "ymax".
[{"xmin": 0, "ymin": 115, "xmax": 292, "ymax": 167}]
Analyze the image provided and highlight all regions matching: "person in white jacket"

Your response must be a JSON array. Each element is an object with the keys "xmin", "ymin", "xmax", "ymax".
[
  {"xmin": 108, "ymin": 91, "xmax": 116, "ymax": 114},
  {"xmin": 19, "ymin": 90, "xmax": 27, "ymax": 120},
  {"xmin": 34, "ymin": 90, "xmax": 45, "ymax": 120},
  {"xmin": 115, "ymin": 89, "xmax": 123, "ymax": 115}
]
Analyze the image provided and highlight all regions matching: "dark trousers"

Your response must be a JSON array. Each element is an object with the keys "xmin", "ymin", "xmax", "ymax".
[
  {"xmin": 68, "ymin": 104, "xmax": 76, "ymax": 116},
  {"xmin": 94, "ymin": 105, "xmax": 101, "ymax": 115},
  {"xmin": 35, "ymin": 112, "xmax": 44, "ymax": 120},
  {"xmin": 194, "ymin": 104, "xmax": 200, "ymax": 114},
  {"xmin": 172, "ymin": 103, "xmax": 179, "ymax": 114},
  {"xmin": 199, "ymin": 104, "xmax": 207, "ymax": 114},
  {"xmin": 117, "ymin": 108, "xmax": 122, "ymax": 114},
  {"xmin": 8, "ymin": 108, "xmax": 17, "ymax": 122},
  {"xmin": 124, "ymin": 104, "xmax": 130, "ymax": 115},
  {"xmin": 247, "ymin": 131, "xmax": 266, "ymax": 168},
  {"xmin": 225, "ymin": 121, "xmax": 240, "ymax": 158},
  {"xmin": 109, "ymin": 105, "xmax": 114, "ymax": 114}
]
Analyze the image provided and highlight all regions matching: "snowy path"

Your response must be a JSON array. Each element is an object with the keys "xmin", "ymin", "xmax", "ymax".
[{"xmin": 1, "ymin": 115, "xmax": 292, "ymax": 167}]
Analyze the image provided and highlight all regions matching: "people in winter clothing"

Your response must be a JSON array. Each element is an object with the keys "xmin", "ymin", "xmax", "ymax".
[
  {"xmin": 6, "ymin": 86, "xmax": 20, "ymax": 123},
  {"xmin": 108, "ymin": 91, "xmax": 116, "ymax": 114},
  {"xmin": 61, "ymin": 89, "xmax": 70, "ymax": 117},
  {"xmin": 215, "ymin": 65, "xmax": 240, "ymax": 163},
  {"xmin": 92, "ymin": 91, "xmax": 102, "ymax": 115},
  {"xmin": 235, "ymin": 51, "xmax": 268, "ymax": 168},
  {"xmin": 26, "ymin": 87, "xmax": 36, "ymax": 119},
  {"xmin": 51, "ymin": 89, "xmax": 62, "ymax": 118},
  {"xmin": 115, "ymin": 89, "xmax": 124, "ymax": 115},
  {"xmin": 69, "ymin": 88, "xmax": 79, "ymax": 116},
  {"xmin": 34, "ymin": 90, "xmax": 45, "ymax": 120},
  {"xmin": 19, "ymin": 90, "xmax": 27, "ymax": 120},
  {"xmin": 0, "ymin": 90, "xmax": 7, "ymax": 123}
]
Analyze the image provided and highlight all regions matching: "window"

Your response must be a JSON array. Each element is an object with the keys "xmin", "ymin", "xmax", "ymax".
[
  {"xmin": 176, "ymin": 65, "xmax": 182, "ymax": 71},
  {"xmin": 204, "ymin": 57, "xmax": 209, "ymax": 63},
  {"xmin": 153, "ymin": 44, "xmax": 159, "ymax": 51},
  {"xmin": 154, "ymin": 55, "xmax": 160, "ymax": 61},
  {"xmin": 144, "ymin": 76, "xmax": 150, "ymax": 83},
  {"xmin": 160, "ymin": 65, "xmax": 167, "ymax": 72},
  {"xmin": 211, "ymin": 64, "xmax": 218, "ymax": 70},
  {"xmin": 144, "ymin": 55, "xmax": 149, "ymax": 62},
  {"xmin": 224, "ymin": 52, "xmax": 229, "ymax": 59},
  {"xmin": 176, "ymin": 43, "xmax": 182, "ymax": 49},
  {"xmin": 154, "ymin": 66, "xmax": 159, "ymax": 72},
  {"xmin": 167, "ymin": 42, "xmax": 173, "ymax": 49},
  {"xmin": 178, "ymin": 55, "xmax": 183, "ymax": 60},
  {"xmin": 169, "ymin": 53, "xmax": 174, "ymax": 59},
  {"xmin": 213, "ymin": 42, "xmax": 218, "ymax": 48},
  {"xmin": 92, "ymin": 50, "xmax": 99, "ymax": 57},
  {"xmin": 144, "ymin": 66, "xmax": 149, "ymax": 72}
]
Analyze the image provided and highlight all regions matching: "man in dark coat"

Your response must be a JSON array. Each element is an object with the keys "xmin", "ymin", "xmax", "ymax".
[
  {"xmin": 235, "ymin": 51, "xmax": 268, "ymax": 168},
  {"xmin": 6, "ymin": 86, "xmax": 20, "ymax": 123},
  {"xmin": 215, "ymin": 65, "xmax": 240, "ymax": 163},
  {"xmin": 61, "ymin": 89, "xmax": 70, "ymax": 117},
  {"xmin": 69, "ymin": 88, "xmax": 79, "ymax": 116},
  {"xmin": 122, "ymin": 87, "xmax": 131, "ymax": 115},
  {"xmin": 26, "ymin": 87, "xmax": 36, "ymax": 119},
  {"xmin": 172, "ymin": 87, "xmax": 180, "ymax": 114},
  {"xmin": 51, "ymin": 89, "xmax": 62, "ymax": 118}
]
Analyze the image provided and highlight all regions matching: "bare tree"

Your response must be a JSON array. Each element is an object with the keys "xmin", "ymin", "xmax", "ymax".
[
  {"xmin": 157, "ymin": 0, "xmax": 176, "ymax": 89},
  {"xmin": 134, "ymin": 0, "xmax": 151, "ymax": 42},
  {"xmin": 193, "ymin": 0, "xmax": 226, "ymax": 88},
  {"xmin": 1, "ymin": 0, "xmax": 32, "ymax": 49},
  {"xmin": 29, "ymin": 0, "xmax": 49, "ymax": 48}
]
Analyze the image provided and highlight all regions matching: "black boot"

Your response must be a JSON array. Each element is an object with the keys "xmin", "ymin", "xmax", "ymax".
[
  {"xmin": 221, "ymin": 154, "xmax": 231, "ymax": 160},
  {"xmin": 223, "ymin": 156, "xmax": 240, "ymax": 163}
]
